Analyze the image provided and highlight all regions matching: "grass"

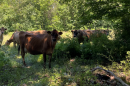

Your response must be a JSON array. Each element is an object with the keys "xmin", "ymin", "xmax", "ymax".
[{"xmin": 0, "ymin": 31, "xmax": 130, "ymax": 86}]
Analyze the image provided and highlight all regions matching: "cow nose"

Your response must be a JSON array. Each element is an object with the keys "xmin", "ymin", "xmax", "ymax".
[{"xmin": 53, "ymin": 39, "xmax": 56, "ymax": 41}]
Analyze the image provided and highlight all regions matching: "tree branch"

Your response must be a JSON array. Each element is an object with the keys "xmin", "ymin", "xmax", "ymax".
[{"xmin": 91, "ymin": 66, "xmax": 129, "ymax": 86}]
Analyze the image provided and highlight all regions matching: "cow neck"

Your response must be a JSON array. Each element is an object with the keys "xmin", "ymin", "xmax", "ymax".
[
  {"xmin": 83, "ymin": 30, "xmax": 87, "ymax": 36},
  {"xmin": 79, "ymin": 30, "xmax": 83, "ymax": 37},
  {"xmin": 7, "ymin": 39, "xmax": 13, "ymax": 43},
  {"xmin": 49, "ymin": 35, "xmax": 57, "ymax": 50},
  {"xmin": 51, "ymin": 40, "xmax": 57, "ymax": 50},
  {"xmin": 8, "ymin": 34, "xmax": 14, "ymax": 43}
]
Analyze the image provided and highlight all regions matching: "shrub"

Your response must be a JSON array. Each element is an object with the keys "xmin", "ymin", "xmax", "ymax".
[
  {"xmin": 53, "ymin": 37, "xmax": 81, "ymax": 59},
  {"xmin": 0, "ymin": 51, "xmax": 9, "ymax": 69},
  {"xmin": 80, "ymin": 35, "xmax": 113, "ymax": 65},
  {"xmin": 0, "ymin": 50, "xmax": 11, "ymax": 85}
]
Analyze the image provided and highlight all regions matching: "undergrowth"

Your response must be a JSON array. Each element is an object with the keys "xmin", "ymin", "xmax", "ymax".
[{"xmin": 0, "ymin": 32, "xmax": 130, "ymax": 85}]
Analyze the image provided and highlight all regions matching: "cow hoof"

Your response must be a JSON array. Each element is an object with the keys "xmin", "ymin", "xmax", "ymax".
[{"xmin": 23, "ymin": 64, "xmax": 27, "ymax": 67}]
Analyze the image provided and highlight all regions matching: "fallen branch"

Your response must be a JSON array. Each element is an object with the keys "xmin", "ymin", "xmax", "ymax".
[{"xmin": 91, "ymin": 66, "xmax": 129, "ymax": 86}]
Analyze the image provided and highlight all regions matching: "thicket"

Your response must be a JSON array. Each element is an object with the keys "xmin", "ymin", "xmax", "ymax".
[{"xmin": 53, "ymin": 35, "xmax": 125, "ymax": 65}]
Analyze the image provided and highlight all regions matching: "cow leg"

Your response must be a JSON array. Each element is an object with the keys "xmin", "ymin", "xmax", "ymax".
[
  {"xmin": 43, "ymin": 53, "xmax": 46, "ymax": 68},
  {"xmin": 48, "ymin": 54, "xmax": 52, "ymax": 68},
  {"xmin": 13, "ymin": 42, "xmax": 16, "ymax": 48},
  {"xmin": 21, "ymin": 48, "xmax": 26, "ymax": 66},
  {"xmin": 0, "ymin": 42, "xmax": 2, "ymax": 47},
  {"xmin": 18, "ymin": 45, "xmax": 20, "ymax": 55}
]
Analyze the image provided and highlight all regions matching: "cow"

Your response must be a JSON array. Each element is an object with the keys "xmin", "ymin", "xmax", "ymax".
[
  {"xmin": 71, "ymin": 29, "xmax": 109, "ymax": 43},
  {"xmin": 91, "ymin": 29, "xmax": 109, "ymax": 37},
  {"xmin": 5, "ymin": 30, "xmax": 48, "ymax": 55},
  {"xmin": 71, "ymin": 29, "xmax": 92, "ymax": 44},
  {"xmin": 0, "ymin": 27, "xmax": 7, "ymax": 47},
  {"xmin": 5, "ymin": 30, "xmax": 48, "ymax": 47},
  {"xmin": 5, "ymin": 31, "xmax": 20, "ymax": 48},
  {"xmin": 19, "ymin": 29, "xmax": 63, "ymax": 68}
]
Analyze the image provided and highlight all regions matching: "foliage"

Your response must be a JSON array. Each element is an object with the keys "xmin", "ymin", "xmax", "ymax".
[
  {"xmin": 1, "ymin": 0, "xmax": 130, "ymax": 85},
  {"xmin": 0, "ymin": 32, "xmax": 130, "ymax": 85},
  {"xmin": 0, "ymin": 47, "xmax": 12, "ymax": 85},
  {"xmin": 0, "ymin": 0, "xmax": 82, "ymax": 32},
  {"xmin": 0, "ymin": 51, "xmax": 6, "ymax": 69},
  {"xmin": 53, "ymin": 37, "xmax": 81, "ymax": 59},
  {"xmin": 53, "ymin": 32, "xmax": 129, "ymax": 66},
  {"xmin": 120, "ymin": 51, "xmax": 130, "ymax": 71}
]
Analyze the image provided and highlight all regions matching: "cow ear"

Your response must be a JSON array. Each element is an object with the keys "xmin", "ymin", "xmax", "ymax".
[
  {"xmin": 5, "ymin": 28, "xmax": 7, "ymax": 30},
  {"xmin": 71, "ymin": 30, "xmax": 74, "ymax": 32},
  {"xmin": 59, "ymin": 32, "xmax": 63, "ymax": 35},
  {"xmin": 47, "ymin": 31, "xmax": 51, "ymax": 34}
]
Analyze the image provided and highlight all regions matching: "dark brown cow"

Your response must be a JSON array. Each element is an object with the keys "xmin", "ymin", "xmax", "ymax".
[
  {"xmin": 19, "ymin": 29, "xmax": 63, "ymax": 68},
  {"xmin": 0, "ymin": 27, "xmax": 7, "ymax": 47}
]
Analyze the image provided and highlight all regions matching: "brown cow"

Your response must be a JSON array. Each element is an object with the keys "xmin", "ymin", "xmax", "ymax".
[
  {"xmin": 5, "ymin": 30, "xmax": 48, "ymax": 54},
  {"xmin": 91, "ymin": 29, "xmax": 109, "ymax": 37},
  {"xmin": 71, "ymin": 29, "xmax": 92, "ymax": 44},
  {"xmin": 5, "ymin": 30, "xmax": 47, "ymax": 47},
  {"xmin": 91, "ymin": 29, "xmax": 109, "ymax": 35},
  {"xmin": 19, "ymin": 29, "xmax": 63, "ymax": 68},
  {"xmin": 0, "ymin": 27, "xmax": 7, "ymax": 47},
  {"xmin": 71, "ymin": 29, "xmax": 109, "ymax": 43}
]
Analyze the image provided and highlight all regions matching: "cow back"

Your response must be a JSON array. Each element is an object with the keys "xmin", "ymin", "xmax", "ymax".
[
  {"xmin": 27, "ymin": 30, "xmax": 47, "ymax": 35},
  {"xmin": 19, "ymin": 31, "xmax": 53, "ymax": 55}
]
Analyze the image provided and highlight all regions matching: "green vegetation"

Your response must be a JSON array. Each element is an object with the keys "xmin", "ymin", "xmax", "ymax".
[{"xmin": 0, "ymin": 0, "xmax": 130, "ymax": 85}]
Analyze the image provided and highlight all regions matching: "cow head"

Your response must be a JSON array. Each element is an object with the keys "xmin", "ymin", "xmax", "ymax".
[
  {"xmin": 103, "ymin": 29, "xmax": 110, "ymax": 35},
  {"xmin": 47, "ymin": 29, "xmax": 63, "ymax": 42},
  {"xmin": 71, "ymin": 30, "xmax": 82, "ymax": 38},
  {"xmin": 0, "ymin": 27, "xmax": 7, "ymax": 34},
  {"xmin": 71, "ymin": 30, "xmax": 78, "ymax": 37},
  {"xmin": 5, "ymin": 40, "xmax": 10, "ymax": 46}
]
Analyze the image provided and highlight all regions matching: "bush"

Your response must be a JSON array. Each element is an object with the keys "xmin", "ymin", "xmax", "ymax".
[
  {"xmin": 53, "ymin": 37, "xmax": 81, "ymax": 59},
  {"xmin": 53, "ymin": 33, "xmax": 128, "ymax": 65},
  {"xmin": 0, "ymin": 51, "xmax": 9, "ymax": 69},
  {"xmin": 0, "ymin": 50, "xmax": 11, "ymax": 85},
  {"xmin": 80, "ymin": 35, "xmax": 112, "ymax": 65}
]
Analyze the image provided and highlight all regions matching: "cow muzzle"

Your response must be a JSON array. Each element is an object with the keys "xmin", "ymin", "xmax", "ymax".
[
  {"xmin": 53, "ymin": 39, "xmax": 56, "ymax": 41},
  {"xmin": 74, "ymin": 35, "xmax": 77, "ymax": 37}
]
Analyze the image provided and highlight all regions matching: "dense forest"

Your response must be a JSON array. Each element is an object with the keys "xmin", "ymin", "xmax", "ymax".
[{"xmin": 0, "ymin": 0, "xmax": 130, "ymax": 86}]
